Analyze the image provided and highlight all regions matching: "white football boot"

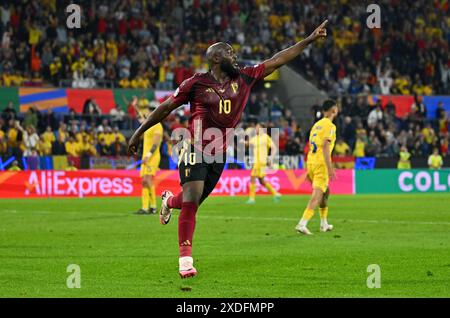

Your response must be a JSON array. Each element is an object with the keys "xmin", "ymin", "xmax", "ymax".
[
  {"xmin": 179, "ymin": 256, "xmax": 197, "ymax": 278},
  {"xmin": 320, "ymin": 223, "xmax": 334, "ymax": 232},
  {"xmin": 159, "ymin": 190, "xmax": 173, "ymax": 225},
  {"xmin": 295, "ymin": 224, "xmax": 313, "ymax": 235}
]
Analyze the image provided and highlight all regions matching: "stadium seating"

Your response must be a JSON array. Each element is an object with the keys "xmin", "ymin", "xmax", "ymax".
[{"xmin": 0, "ymin": 1, "xmax": 448, "ymax": 170}]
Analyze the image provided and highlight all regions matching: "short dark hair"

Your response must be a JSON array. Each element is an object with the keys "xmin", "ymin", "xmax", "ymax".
[{"xmin": 322, "ymin": 99, "xmax": 337, "ymax": 112}]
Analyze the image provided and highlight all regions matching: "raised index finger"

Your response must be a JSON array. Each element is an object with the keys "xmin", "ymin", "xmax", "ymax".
[{"xmin": 319, "ymin": 19, "xmax": 328, "ymax": 29}]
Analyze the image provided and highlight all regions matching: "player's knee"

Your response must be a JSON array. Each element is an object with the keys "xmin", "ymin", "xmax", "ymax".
[
  {"xmin": 183, "ymin": 188, "xmax": 202, "ymax": 205},
  {"xmin": 310, "ymin": 197, "xmax": 320, "ymax": 206}
]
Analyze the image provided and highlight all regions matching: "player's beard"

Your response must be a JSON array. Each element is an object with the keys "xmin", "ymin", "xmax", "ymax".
[{"xmin": 220, "ymin": 59, "xmax": 239, "ymax": 78}]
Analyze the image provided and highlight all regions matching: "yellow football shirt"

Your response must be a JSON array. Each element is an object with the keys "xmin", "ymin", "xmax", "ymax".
[
  {"xmin": 7, "ymin": 128, "xmax": 19, "ymax": 147},
  {"xmin": 142, "ymin": 123, "xmax": 163, "ymax": 163},
  {"xmin": 398, "ymin": 151, "xmax": 411, "ymax": 169},
  {"xmin": 113, "ymin": 132, "xmax": 126, "ymax": 144},
  {"xmin": 353, "ymin": 139, "xmax": 365, "ymax": 157},
  {"xmin": 249, "ymin": 133, "xmax": 272, "ymax": 167},
  {"xmin": 307, "ymin": 118, "xmax": 336, "ymax": 166},
  {"xmin": 428, "ymin": 154, "xmax": 443, "ymax": 169},
  {"xmin": 42, "ymin": 131, "xmax": 56, "ymax": 144},
  {"xmin": 334, "ymin": 141, "xmax": 350, "ymax": 156},
  {"xmin": 38, "ymin": 140, "xmax": 53, "ymax": 156},
  {"xmin": 65, "ymin": 141, "xmax": 80, "ymax": 157}
]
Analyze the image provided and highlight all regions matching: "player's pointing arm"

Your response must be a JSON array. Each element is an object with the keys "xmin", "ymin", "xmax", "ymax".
[{"xmin": 262, "ymin": 20, "xmax": 328, "ymax": 77}]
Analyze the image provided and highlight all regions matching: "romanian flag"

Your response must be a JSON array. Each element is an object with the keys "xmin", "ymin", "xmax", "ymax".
[{"xmin": 19, "ymin": 88, "xmax": 68, "ymax": 113}]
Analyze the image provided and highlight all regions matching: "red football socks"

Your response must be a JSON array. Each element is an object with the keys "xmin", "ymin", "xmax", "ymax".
[
  {"xmin": 168, "ymin": 191, "xmax": 183, "ymax": 209},
  {"xmin": 178, "ymin": 202, "xmax": 198, "ymax": 257}
]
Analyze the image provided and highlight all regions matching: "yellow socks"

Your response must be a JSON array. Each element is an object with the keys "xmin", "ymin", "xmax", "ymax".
[
  {"xmin": 265, "ymin": 183, "xmax": 277, "ymax": 195},
  {"xmin": 142, "ymin": 187, "xmax": 150, "ymax": 210},
  {"xmin": 302, "ymin": 208, "xmax": 315, "ymax": 221},
  {"xmin": 249, "ymin": 183, "xmax": 256, "ymax": 200},
  {"xmin": 298, "ymin": 207, "xmax": 330, "ymax": 228},
  {"xmin": 319, "ymin": 207, "xmax": 328, "ymax": 220},
  {"xmin": 320, "ymin": 207, "xmax": 329, "ymax": 226},
  {"xmin": 149, "ymin": 185, "xmax": 156, "ymax": 209},
  {"xmin": 299, "ymin": 208, "xmax": 315, "ymax": 227}
]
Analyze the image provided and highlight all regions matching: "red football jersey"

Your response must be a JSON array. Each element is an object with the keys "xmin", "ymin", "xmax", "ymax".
[{"xmin": 171, "ymin": 63, "xmax": 266, "ymax": 155}]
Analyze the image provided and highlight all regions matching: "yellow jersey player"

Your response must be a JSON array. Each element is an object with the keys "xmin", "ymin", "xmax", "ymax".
[
  {"xmin": 295, "ymin": 100, "xmax": 338, "ymax": 235},
  {"xmin": 397, "ymin": 146, "xmax": 411, "ymax": 169},
  {"xmin": 247, "ymin": 123, "xmax": 281, "ymax": 204},
  {"xmin": 428, "ymin": 147, "xmax": 443, "ymax": 169},
  {"xmin": 134, "ymin": 99, "xmax": 164, "ymax": 215}
]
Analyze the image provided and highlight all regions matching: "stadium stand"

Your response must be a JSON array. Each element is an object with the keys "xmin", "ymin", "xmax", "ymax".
[{"xmin": 0, "ymin": 0, "xmax": 448, "ymax": 171}]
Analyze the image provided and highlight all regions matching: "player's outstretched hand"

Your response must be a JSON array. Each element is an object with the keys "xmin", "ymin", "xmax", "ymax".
[{"xmin": 307, "ymin": 19, "xmax": 328, "ymax": 42}]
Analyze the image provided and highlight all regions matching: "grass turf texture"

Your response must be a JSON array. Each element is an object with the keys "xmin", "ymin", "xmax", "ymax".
[{"xmin": 1, "ymin": 194, "xmax": 449, "ymax": 297}]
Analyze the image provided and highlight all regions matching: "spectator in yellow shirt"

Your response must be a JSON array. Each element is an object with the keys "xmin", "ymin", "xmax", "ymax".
[
  {"xmin": 89, "ymin": 140, "xmax": 98, "ymax": 156},
  {"xmin": 7, "ymin": 120, "xmax": 19, "ymax": 148},
  {"xmin": 0, "ymin": 135, "xmax": 7, "ymax": 157},
  {"xmin": 65, "ymin": 136, "xmax": 80, "ymax": 156},
  {"xmin": 334, "ymin": 138, "xmax": 351, "ymax": 169},
  {"xmin": 37, "ymin": 134, "xmax": 53, "ymax": 156},
  {"xmin": 428, "ymin": 148, "xmax": 443, "ymax": 169},
  {"xmin": 42, "ymin": 126, "xmax": 56, "ymax": 144},
  {"xmin": 421, "ymin": 123, "xmax": 435, "ymax": 145},
  {"xmin": 397, "ymin": 146, "xmax": 411, "ymax": 169},
  {"xmin": 103, "ymin": 127, "xmax": 116, "ymax": 146},
  {"xmin": 112, "ymin": 126, "xmax": 126, "ymax": 144},
  {"xmin": 334, "ymin": 138, "xmax": 351, "ymax": 156},
  {"xmin": 8, "ymin": 160, "xmax": 22, "ymax": 171},
  {"xmin": 0, "ymin": 125, "xmax": 5, "ymax": 140},
  {"xmin": 353, "ymin": 137, "xmax": 366, "ymax": 157},
  {"xmin": 58, "ymin": 122, "xmax": 68, "ymax": 142},
  {"xmin": 119, "ymin": 76, "xmax": 131, "ymax": 88},
  {"xmin": 28, "ymin": 24, "xmax": 42, "ymax": 45},
  {"xmin": 78, "ymin": 135, "xmax": 95, "ymax": 157}
]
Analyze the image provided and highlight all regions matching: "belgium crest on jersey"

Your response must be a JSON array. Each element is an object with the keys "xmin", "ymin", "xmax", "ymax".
[{"xmin": 231, "ymin": 82, "xmax": 238, "ymax": 93}]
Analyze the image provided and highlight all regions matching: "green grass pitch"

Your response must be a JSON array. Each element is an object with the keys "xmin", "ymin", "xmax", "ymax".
[{"xmin": 1, "ymin": 194, "xmax": 449, "ymax": 297}]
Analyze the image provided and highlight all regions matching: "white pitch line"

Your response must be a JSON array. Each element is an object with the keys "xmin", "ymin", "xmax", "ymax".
[
  {"xmin": 197, "ymin": 215, "xmax": 450, "ymax": 226},
  {"xmin": 2, "ymin": 210, "xmax": 450, "ymax": 226}
]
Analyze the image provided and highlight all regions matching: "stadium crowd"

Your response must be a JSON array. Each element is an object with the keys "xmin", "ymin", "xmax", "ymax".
[
  {"xmin": 0, "ymin": 0, "xmax": 448, "ymax": 94},
  {"xmin": 0, "ymin": 103, "xmax": 129, "ymax": 161},
  {"xmin": 337, "ymin": 95, "xmax": 449, "ymax": 159},
  {"xmin": 0, "ymin": 90, "xmax": 449, "ymax": 170},
  {"xmin": 0, "ymin": 0, "xmax": 448, "ymax": 170},
  {"xmin": 294, "ymin": 0, "xmax": 450, "ymax": 96}
]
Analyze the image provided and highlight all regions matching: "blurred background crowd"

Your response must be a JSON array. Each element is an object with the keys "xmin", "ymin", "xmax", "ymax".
[
  {"xmin": 0, "ymin": 0, "xmax": 448, "ymax": 92},
  {"xmin": 1, "ymin": 91, "xmax": 448, "ymax": 167}
]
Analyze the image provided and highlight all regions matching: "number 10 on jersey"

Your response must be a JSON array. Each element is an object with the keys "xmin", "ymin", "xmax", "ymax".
[{"xmin": 219, "ymin": 99, "xmax": 231, "ymax": 114}]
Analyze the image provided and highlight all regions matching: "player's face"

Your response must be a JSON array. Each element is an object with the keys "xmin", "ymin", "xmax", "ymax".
[
  {"xmin": 220, "ymin": 45, "xmax": 239, "ymax": 78},
  {"xmin": 330, "ymin": 105, "xmax": 339, "ymax": 120}
]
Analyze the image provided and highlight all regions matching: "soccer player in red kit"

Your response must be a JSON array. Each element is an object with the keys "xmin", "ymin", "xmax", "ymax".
[{"xmin": 128, "ymin": 20, "xmax": 328, "ymax": 278}]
